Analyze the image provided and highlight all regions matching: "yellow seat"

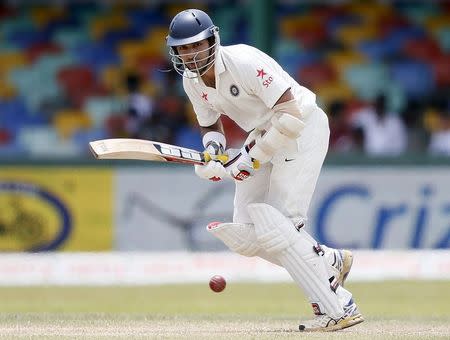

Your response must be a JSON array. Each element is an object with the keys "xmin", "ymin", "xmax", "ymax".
[
  {"xmin": 316, "ymin": 81, "xmax": 354, "ymax": 109},
  {"xmin": 336, "ymin": 25, "xmax": 377, "ymax": 47},
  {"xmin": 425, "ymin": 15, "xmax": 450, "ymax": 35},
  {"xmin": 101, "ymin": 66, "xmax": 126, "ymax": 95},
  {"xmin": 146, "ymin": 26, "xmax": 170, "ymax": 54},
  {"xmin": 0, "ymin": 82, "xmax": 17, "ymax": 100},
  {"xmin": 117, "ymin": 40, "xmax": 146, "ymax": 68},
  {"xmin": 326, "ymin": 52, "xmax": 366, "ymax": 79},
  {"xmin": 280, "ymin": 15, "xmax": 320, "ymax": 38},
  {"xmin": 141, "ymin": 81, "xmax": 158, "ymax": 98},
  {"xmin": 31, "ymin": 7, "xmax": 66, "ymax": 27},
  {"xmin": 53, "ymin": 110, "xmax": 92, "ymax": 139},
  {"xmin": 423, "ymin": 109, "xmax": 441, "ymax": 132},
  {"xmin": 347, "ymin": 3, "xmax": 392, "ymax": 22},
  {"xmin": 0, "ymin": 52, "xmax": 28, "ymax": 75},
  {"xmin": 90, "ymin": 14, "xmax": 129, "ymax": 40}
]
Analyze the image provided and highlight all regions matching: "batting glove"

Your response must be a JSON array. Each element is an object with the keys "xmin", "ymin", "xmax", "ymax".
[
  {"xmin": 194, "ymin": 161, "xmax": 228, "ymax": 181},
  {"xmin": 224, "ymin": 145, "xmax": 260, "ymax": 181}
]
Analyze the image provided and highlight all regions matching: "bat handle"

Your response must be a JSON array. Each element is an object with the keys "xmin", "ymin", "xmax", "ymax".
[{"xmin": 203, "ymin": 152, "xmax": 229, "ymax": 164}]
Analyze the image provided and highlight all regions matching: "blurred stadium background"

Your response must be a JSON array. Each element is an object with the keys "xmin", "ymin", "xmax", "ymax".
[{"xmin": 0, "ymin": 0, "xmax": 449, "ymax": 337}]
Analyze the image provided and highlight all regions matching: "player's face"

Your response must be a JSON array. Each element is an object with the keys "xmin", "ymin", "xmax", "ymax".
[{"xmin": 176, "ymin": 39, "xmax": 211, "ymax": 71}]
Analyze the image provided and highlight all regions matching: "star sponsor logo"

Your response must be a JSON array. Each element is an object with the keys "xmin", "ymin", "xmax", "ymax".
[
  {"xmin": 201, "ymin": 92, "xmax": 208, "ymax": 101},
  {"xmin": 256, "ymin": 68, "xmax": 273, "ymax": 88},
  {"xmin": 256, "ymin": 68, "xmax": 267, "ymax": 78}
]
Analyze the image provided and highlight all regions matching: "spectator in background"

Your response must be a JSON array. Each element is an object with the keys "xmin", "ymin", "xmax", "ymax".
[
  {"xmin": 328, "ymin": 100, "xmax": 354, "ymax": 153},
  {"xmin": 401, "ymin": 100, "xmax": 428, "ymax": 153},
  {"xmin": 428, "ymin": 99, "xmax": 450, "ymax": 156},
  {"xmin": 351, "ymin": 94, "xmax": 407, "ymax": 156},
  {"xmin": 124, "ymin": 72, "xmax": 154, "ymax": 138},
  {"xmin": 149, "ymin": 68, "xmax": 189, "ymax": 144}
]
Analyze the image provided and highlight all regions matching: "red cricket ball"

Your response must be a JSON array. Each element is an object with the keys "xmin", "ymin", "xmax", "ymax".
[{"xmin": 209, "ymin": 275, "xmax": 226, "ymax": 293}]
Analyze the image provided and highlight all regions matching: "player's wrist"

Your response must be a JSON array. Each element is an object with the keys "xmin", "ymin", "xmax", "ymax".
[{"xmin": 203, "ymin": 131, "xmax": 226, "ymax": 154}]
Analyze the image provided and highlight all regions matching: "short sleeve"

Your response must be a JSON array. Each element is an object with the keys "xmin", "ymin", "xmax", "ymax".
[{"xmin": 183, "ymin": 78, "xmax": 221, "ymax": 127}]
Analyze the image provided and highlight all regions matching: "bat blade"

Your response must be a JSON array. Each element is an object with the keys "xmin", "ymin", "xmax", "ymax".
[{"xmin": 89, "ymin": 138, "xmax": 207, "ymax": 165}]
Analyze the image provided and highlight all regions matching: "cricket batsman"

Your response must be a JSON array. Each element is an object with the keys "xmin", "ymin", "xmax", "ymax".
[{"xmin": 166, "ymin": 9, "xmax": 364, "ymax": 331}]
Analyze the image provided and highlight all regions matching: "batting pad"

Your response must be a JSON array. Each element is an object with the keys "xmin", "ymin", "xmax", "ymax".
[
  {"xmin": 207, "ymin": 222, "xmax": 282, "ymax": 265},
  {"xmin": 248, "ymin": 203, "xmax": 344, "ymax": 319},
  {"xmin": 207, "ymin": 222, "xmax": 261, "ymax": 257}
]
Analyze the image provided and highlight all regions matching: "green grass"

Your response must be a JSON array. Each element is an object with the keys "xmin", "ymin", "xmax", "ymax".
[{"xmin": 0, "ymin": 281, "xmax": 448, "ymax": 339}]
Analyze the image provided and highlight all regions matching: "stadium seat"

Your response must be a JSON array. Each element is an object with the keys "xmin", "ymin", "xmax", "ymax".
[
  {"xmin": 57, "ymin": 65, "xmax": 95, "ymax": 93},
  {"xmin": 399, "ymin": 4, "xmax": 440, "ymax": 26},
  {"xmin": 83, "ymin": 96, "xmax": 124, "ymax": 128},
  {"xmin": 431, "ymin": 55, "xmax": 450, "ymax": 87},
  {"xmin": 402, "ymin": 38, "xmax": 443, "ymax": 62},
  {"xmin": 390, "ymin": 61, "xmax": 435, "ymax": 99},
  {"xmin": 89, "ymin": 13, "xmax": 129, "ymax": 40},
  {"xmin": 315, "ymin": 81, "xmax": 354, "ymax": 109},
  {"xmin": 25, "ymin": 41, "xmax": 62, "ymax": 63},
  {"xmin": 7, "ymin": 29, "xmax": 50, "ymax": 49},
  {"xmin": 53, "ymin": 28, "xmax": 90, "ymax": 49},
  {"xmin": 0, "ymin": 84, "xmax": 17, "ymax": 100},
  {"xmin": 436, "ymin": 28, "xmax": 450, "ymax": 52},
  {"xmin": 105, "ymin": 115, "xmax": 127, "ymax": 137},
  {"xmin": 31, "ymin": 7, "xmax": 66, "ymax": 28},
  {"xmin": 346, "ymin": 2, "xmax": 392, "ymax": 23},
  {"xmin": 383, "ymin": 82, "xmax": 407, "ymax": 113},
  {"xmin": 295, "ymin": 26, "xmax": 327, "ymax": 49},
  {"xmin": 381, "ymin": 26, "xmax": 427, "ymax": 53},
  {"xmin": 283, "ymin": 51, "xmax": 322, "ymax": 76},
  {"xmin": 424, "ymin": 14, "xmax": 450, "ymax": 35},
  {"xmin": 327, "ymin": 51, "xmax": 366, "ymax": 78},
  {"xmin": 344, "ymin": 63, "xmax": 390, "ymax": 100},
  {"xmin": 298, "ymin": 62, "xmax": 337, "ymax": 90},
  {"xmin": 336, "ymin": 24, "xmax": 377, "ymax": 47},
  {"xmin": 0, "ymin": 15, "xmax": 35, "ymax": 38},
  {"xmin": 0, "ymin": 51, "xmax": 28, "ymax": 75},
  {"xmin": 357, "ymin": 39, "xmax": 390, "ymax": 61},
  {"xmin": 53, "ymin": 110, "xmax": 92, "ymax": 139},
  {"xmin": 174, "ymin": 126, "xmax": 203, "ymax": 150},
  {"xmin": 376, "ymin": 15, "xmax": 410, "ymax": 38}
]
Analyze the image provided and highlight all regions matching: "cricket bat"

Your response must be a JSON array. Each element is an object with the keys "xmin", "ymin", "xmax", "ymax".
[{"xmin": 89, "ymin": 138, "xmax": 227, "ymax": 165}]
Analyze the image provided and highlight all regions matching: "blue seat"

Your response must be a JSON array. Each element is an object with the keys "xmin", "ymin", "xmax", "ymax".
[
  {"xmin": 175, "ymin": 127, "xmax": 203, "ymax": 151},
  {"xmin": 383, "ymin": 26, "xmax": 426, "ymax": 51},
  {"xmin": 358, "ymin": 39, "xmax": 399, "ymax": 61},
  {"xmin": 278, "ymin": 51, "xmax": 322, "ymax": 76},
  {"xmin": 127, "ymin": 9, "xmax": 168, "ymax": 31},
  {"xmin": 390, "ymin": 61, "xmax": 435, "ymax": 99},
  {"xmin": 73, "ymin": 42, "xmax": 120, "ymax": 73},
  {"xmin": 326, "ymin": 15, "xmax": 362, "ymax": 37},
  {"xmin": 73, "ymin": 128, "xmax": 108, "ymax": 154},
  {"xmin": 102, "ymin": 28, "xmax": 144, "ymax": 48},
  {"xmin": 7, "ymin": 29, "xmax": 50, "ymax": 49}
]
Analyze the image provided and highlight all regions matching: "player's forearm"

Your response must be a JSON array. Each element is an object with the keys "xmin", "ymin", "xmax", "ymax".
[
  {"xmin": 200, "ymin": 119, "xmax": 227, "ymax": 159},
  {"xmin": 200, "ymin": 119, "xmax": 225, "ymax": 136}
]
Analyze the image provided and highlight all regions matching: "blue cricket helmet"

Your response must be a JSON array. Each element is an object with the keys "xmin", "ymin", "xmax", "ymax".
[
  {"xmin": 166, "ymin": 9, "xmax": 217, "ymax": 47},
  {"xmin": 166, "ymin": 9, "xmax": 220, "ymax": 78}
]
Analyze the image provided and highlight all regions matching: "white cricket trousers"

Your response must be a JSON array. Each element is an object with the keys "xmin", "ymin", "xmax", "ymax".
[{"xmin": 233, "ymin": 105, "xmax": 330, "ymax": 226}]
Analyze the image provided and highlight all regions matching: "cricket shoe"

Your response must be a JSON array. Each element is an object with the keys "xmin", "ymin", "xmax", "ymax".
[
  {"xmin": 319, "ymin": 245, "xmax": 354, "ymax": 287},
  {"xmin": 336, "ymin": 249, "xmax": 353, "ymax": 287},
  {"xmin": 299, "ymin": 299, "xmax": 364, "ymax": 332}
]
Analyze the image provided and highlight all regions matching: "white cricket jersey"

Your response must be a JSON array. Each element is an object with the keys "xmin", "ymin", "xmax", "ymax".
[{"xmin": 183, "ymin": 44, "xmax": 317, "ymax": 131}]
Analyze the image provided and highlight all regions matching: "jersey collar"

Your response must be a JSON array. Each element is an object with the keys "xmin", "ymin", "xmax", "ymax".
[{"xmin": 215, "ymin": 47, "xmax": 226, "ymax": 76}]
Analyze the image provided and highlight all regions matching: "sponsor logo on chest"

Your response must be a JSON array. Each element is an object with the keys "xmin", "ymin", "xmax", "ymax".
[{"xmin": 256, "ymin": 68, "xmax": 274, "ymax": 88}]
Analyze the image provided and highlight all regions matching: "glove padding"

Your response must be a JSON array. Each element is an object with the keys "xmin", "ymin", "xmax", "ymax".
[
  {"xmin": 194, "ymin": 161, "xmax": 228, "ymax": 181},
  {"xmin": 224, "ymin": 146, "xmax": 260, "ymax": 181}
]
